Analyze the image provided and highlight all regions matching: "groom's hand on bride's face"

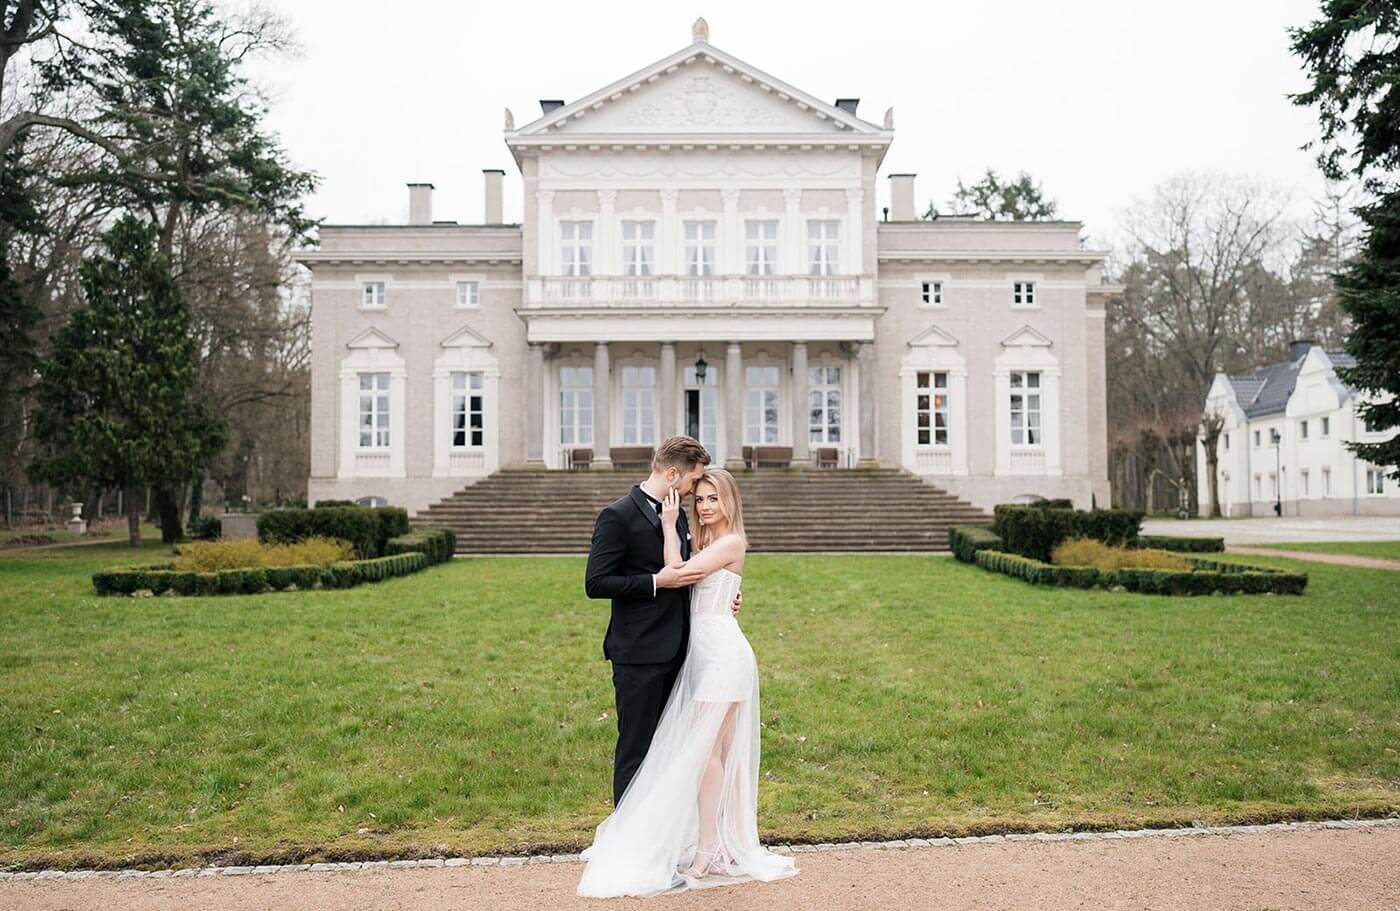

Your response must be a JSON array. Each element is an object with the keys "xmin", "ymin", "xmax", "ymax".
[
  {"xmin": 731, "ymin": 591, "xmax": 742, "ymax": 617},
  {"xmin": 656, "ymin": 562, "xmax": 706, "ymax": 589}
]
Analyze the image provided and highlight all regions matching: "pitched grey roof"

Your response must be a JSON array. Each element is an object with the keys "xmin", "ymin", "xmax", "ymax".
[{"xmin": 1227, "ymin": 346, "xmax": 1356, "ymax": 418}]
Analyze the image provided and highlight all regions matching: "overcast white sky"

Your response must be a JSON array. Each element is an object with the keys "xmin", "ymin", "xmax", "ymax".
[{"xmin": 249, "ymin": 0, "xmax": 1329, "ymax": 244}]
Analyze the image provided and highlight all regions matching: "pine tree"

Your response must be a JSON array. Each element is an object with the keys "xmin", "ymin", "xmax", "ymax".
[
  {"xmin": 1292, "ymin": 3, "xmax": 1400, "ymax": 475},
  {"xmin": 27, "ymin": 215, "xmax": 226, "ymax": 544}
]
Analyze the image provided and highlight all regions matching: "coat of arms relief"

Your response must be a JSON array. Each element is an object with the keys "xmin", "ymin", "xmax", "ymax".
[{"xmin": 621, "ymin": 75, "xmax": 787, "ymax": 130}]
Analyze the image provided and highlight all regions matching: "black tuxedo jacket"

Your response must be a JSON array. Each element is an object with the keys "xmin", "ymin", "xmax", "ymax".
[{"xmin": 584, "ymin": 486, "xmax": 692, "ymax": 664}]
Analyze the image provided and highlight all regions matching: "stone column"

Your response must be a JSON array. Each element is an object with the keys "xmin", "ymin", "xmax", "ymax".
[
  {"xmin": 659, "ymin": 189, "xmax": 679, "ymax": 275},
  {"xmin": 857, "ymin": 341, "xmax": 877, "ymax": 467},
  {"xmin": 525, "ymin": 342, "xmax": 545, "ymax": 468},
  {"xmin": 593, "ymin": 341, "xmax": 612, "ymax": 469},
  {"xmin": 720, "ymin": 189, "xmax": 741, "ymax": 275},
  {"xmin": 659, "ymin": 341, "xmax": 677, "ymax": 442},
  {"xmin": 791, "ymin": 341, "xmax": 810, "ymax": 464},
  {"xmin": 597, "ymin": 190, "xmax": 617, "ymax": 276},
  {"xmin": 724, "ymin": 341, "xmax": 744, "ymax": 469}
]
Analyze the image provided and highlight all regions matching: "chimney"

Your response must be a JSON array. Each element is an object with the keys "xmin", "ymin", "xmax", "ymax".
[
  {"xmin": 835, "ymin": 98, "xmax": 860, "ymax": 116},
  {"xmin": 1289, "ymin": 339, "xmax": 1315, "ymax": 361},
  {"xmin": 483, "ymin": 169, "xmax": 504, "ymax": 224},
  {"xmin": 407, "ymin": 182, "xmax": 434, "ymax": 225},
  {"xmin": 888, "ymin": 173, "xmax": 916, "ymax": 221},
  {"xmin": 539, "ymin": 99, "xmax": 564, "ymax": 114}
]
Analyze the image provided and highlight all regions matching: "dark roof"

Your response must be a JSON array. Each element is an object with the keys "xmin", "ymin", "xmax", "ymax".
[{"xmin": 1227, "ymin": 346, "xmax": 1354, "ymax": 418}]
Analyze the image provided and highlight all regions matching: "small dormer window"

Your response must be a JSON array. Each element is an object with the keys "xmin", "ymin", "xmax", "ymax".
[
  {"xmin": 362, "ymin": 281, "xmax": 386, "ymax": 309},
  {"xmin": 1013, "ymin": 281, "xmax": 1035, "ymax": 306},
  {"xmin": 1300, "ymin": 419, "xmax": 1309, "ymax": 439},
  {"xmin": 921, "ymin": 281, "xmax": 943, "ymax": 305},
  {"xmin": 1321, "ymin": 416, "xmax": 1330, "ymax": 437}
]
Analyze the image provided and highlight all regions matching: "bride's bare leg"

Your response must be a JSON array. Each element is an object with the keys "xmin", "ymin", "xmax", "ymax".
[{"xmin": 685, "ymin": 703, "xmax": 739, "ymax": 877}]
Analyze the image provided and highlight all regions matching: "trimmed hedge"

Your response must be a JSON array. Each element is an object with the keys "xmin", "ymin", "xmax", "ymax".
[
  {"xmin": 384, "ymin": 527, "xmax": 457, "ymax": 565},
  {"xmin": 992, "ymin": 505, "xmax": 1144, "ymax": 562},
  {"xmin": 92, "ymin": 552, "xmax": 429, "ymax": 597},
  {"xmin": 948, "ymin": 525, "xmax": 1003, "ymax": 564},
  {"xmin": 256, "ymin": 505, "xmax": 409, "ymax": 558},
  {"xmin": 1136, "ymin": 534, "xmax": 1226, "ymax": 553},
  {"xmin": 971, "ymin": 549, "xmax": 1307, "ymax": 596},
  {"xmin": 1030, "ymin": 498, "xmax": 1075, "ymax": 509}
]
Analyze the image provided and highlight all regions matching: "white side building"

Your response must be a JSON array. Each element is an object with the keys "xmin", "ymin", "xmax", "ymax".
[{"xmin": 1197, "ymin": 340, "xmax": 1398, "ymax": 517}]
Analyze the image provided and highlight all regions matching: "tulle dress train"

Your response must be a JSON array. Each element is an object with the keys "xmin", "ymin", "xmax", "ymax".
[{"xmin": 577, "ymin": 567, "xmax": 797, "ymax": 897}]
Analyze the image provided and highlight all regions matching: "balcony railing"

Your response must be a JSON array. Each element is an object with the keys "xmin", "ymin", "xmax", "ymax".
[{"xmin": 531, "ymin": 275, "xmax": 873, "ymax": 308}]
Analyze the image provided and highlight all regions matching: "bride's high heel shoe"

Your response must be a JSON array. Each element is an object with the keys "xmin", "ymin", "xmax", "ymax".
[{"xmin": 682, "ymin": 846, "xmax": 724, "ymax": 879}]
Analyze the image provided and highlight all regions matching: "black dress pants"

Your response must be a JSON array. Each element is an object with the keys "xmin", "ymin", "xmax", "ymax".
[{"xmin": 610, "ymin": 655, "xmax": 684, "ymax": 806}]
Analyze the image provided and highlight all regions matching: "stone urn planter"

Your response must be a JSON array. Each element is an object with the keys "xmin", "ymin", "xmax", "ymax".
[{"xmin": 66, "ymin": 501, "xmax": 87, "ymax": 535}]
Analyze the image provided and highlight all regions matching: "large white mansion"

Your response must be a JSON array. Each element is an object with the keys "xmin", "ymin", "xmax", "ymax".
[
  {"xmin": 1197, "ymin": 342, "xmax": 1399, "ymax": 517},
  {"xmin": 299, "ymin": 21, "xmax": 1118, "ymax": 516}
]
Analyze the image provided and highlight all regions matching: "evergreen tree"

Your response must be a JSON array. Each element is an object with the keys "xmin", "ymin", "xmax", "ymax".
[
  {"xmin": 930, "ymin": 168, "xmax": 1058, "ymax": 220},
  {"xmin": 27, "ymin": 214, "xmax": 226, "ymax": 544},
  {"xmin": 1292, "ymin": 2, "xmax": 1400, "ymax": 475}
]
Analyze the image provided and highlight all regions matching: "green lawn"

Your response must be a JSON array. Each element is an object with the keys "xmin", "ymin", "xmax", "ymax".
[
  {"xmin": 1254, "ymin": 540, "xmax": 1400, "ymax": 562},
  {"xmin": 0, "ymin": 523, "xmax": 162, "ymax": 547},
  {"xmin": 1, "ymin": 544, "xmax": 1397, "ymax": 871}
]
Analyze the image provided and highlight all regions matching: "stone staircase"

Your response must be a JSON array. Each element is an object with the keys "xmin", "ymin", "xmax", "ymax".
[{"xmin": 413, "ymin": 468, "xmax": 989, "ymax": 554}]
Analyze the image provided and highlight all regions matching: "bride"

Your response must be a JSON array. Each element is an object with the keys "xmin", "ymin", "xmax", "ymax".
[{"xmin": 577, "ymin": 468, "xmax": 798, "ymax": 897}]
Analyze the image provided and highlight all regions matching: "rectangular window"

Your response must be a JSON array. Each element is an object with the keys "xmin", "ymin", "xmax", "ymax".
[
  {"xmin": 450, "ymin": 372, "xmax": 484, "ymax": 447},
  {"xmin": 1322, "ymin": 467, "xmax": 1331, "ymax": 496},
  {"xmin": 745, "ymin": 220, "xmax": 778, "ymax": 275},
  {"xmin": 807, "ymin": 220, "xmax": 840, "ymax": 275},
  {"xmin": 1301, "ymin": 469, "xmax": 1310, "ymax": 497},
  {"xmin": 621, "ymin": 221, "xmax": 654, "ymax": 277},
  {"xmin": 362, "ymin": 281, "xmax": 386, "ymax": 309},
  {"xmin": 808, "ymin": 365, "xmax": 842, "ymax": 444},
  {"xmin": 1254, "ymin": 475, "xmax": 1261, "ymax": 500},
  {"xmin": 1013, "ymin": 281, "xmax": 1036, "ymax": 306},
  {"xmin": 621, "ymin": 365, "xmax": 656, "ymax": 445},
  {"xmin": 1009, "ymin": 370, "xmax": 1042, "ymax": 446},
  {"xmin": 1300, "ymin": 419, "xmax": 1309, "ymax": 439},
  {"xmin": 455, "ymin": 281, "xmax": 479, "ymax": 309},
  {"xmin": 357, "ymin": 373, "xmax": 390, "ymax": 448},
  {"xmin": 1367, "ymin": 467, "xmax": 1387, "ymax": 495},
  {"xmin": 684, "ymin": 221, "xmax": 716, "ymax": 276},
  {"xmin": 745, "ymin": 365, "xmax": 780, "ymax": 444},
  {"xmin": 915, "ymin": 371, "xmax": 950, "ymax": 446},
  {"xmin": 921, "ymin": 281, "xmax": 943, "ymax": 305},
  {"xmin": 560, "ymin": 221, "xmax": 592, "ymax": 276},
  {"xmin": 1321, "ymin": 416, "xmax": 1330, "ymax": 437},
  {"xmin": 559, "ymin": 366, "xmax": 593, "ymax": 446},
  {"xmin": 1254, "ymin": 429, "xmax": 1261, "ymax": 447}
]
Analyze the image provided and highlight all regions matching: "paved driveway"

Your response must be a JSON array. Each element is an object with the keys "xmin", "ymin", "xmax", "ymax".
[{"xmin": 1141, "ymin": 516, "xmax": 1400, "ymax": 545}]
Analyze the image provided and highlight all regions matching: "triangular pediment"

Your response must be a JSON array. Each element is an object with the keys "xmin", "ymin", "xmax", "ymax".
[
  {"xmin": 908, "ymin": 323, "xmax": 960, "ymax": 348},
  {"xmin": 513, "ymin": 40, "xmax": 888, "ymax": 138},
  {"xmin": 346, "ymin": 327, "xmax": 399, "ymax": 350},
  {"xmin": 440, "ymin": 324, "xmax": 492, "ymax": 349},
  {"xmin": 1000, "ymin": 325, "xmax": 1053, "ymax": 348}
]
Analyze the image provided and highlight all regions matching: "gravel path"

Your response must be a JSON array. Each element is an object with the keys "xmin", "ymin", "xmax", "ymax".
[
  {"xmin": 1228, "ymin": 545, "xmax": 1400, "ymax": 571},
  {"xmin": 4, "ymin": 823, "xmax": 1396, "ymax": 910}
]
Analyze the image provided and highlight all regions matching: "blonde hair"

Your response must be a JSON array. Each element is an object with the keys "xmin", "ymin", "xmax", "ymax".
[{"xmin": 691, "ymin": 468, "xmax": 746, "ymax": 551}]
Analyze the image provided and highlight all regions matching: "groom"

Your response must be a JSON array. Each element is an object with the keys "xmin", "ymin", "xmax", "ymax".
[{"xmin": 584, "ymin": 435, "xmax": 740, "ymax": 805}]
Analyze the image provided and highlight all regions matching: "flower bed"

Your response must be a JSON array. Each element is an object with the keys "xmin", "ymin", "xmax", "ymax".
[
  {"xmin": 91, "ymin": 552, "xmax": 429, "ymax": 597},
  {"xmin": 971, "ymin": 549, "xmax": 1307, "ymax": 596}
]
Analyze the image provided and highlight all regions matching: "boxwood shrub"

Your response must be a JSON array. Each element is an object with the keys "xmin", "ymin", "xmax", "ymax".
[
  {"xmin": 92, "ymin": 552, "xmax": 429, "ymax": 597},
  {"xmin": 991, "ymin": 505, "xmax": 1144, "ymax": 562},
  {"xmin": 384, "ymin": 527, "xmax": 457, "ymax": 565},
  {"xmin": 258, "ymin": 506, "xmax": 382, "ymax": 557},
  {"xmin": 970, "ymin": 549, "xmax": 1307, "ymax": 596},
  {"xmin": 1136, "ymin": 534, "xmax": 1226, "ymax": 553},
  {"xmin": 948, "ymin": 525, "xmax": 1002, "ymax": 564}
]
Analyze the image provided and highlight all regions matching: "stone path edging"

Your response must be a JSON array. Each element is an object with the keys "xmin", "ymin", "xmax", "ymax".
[
  {"xmin": 1228, "ymin": 545, "xmax": 1400, "ymax": 570},
  {"xmin": 4, "ymin": 817, "xmax": 1397, "ymax": 883}
]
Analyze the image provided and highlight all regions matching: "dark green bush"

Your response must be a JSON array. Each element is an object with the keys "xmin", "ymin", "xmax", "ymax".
[
  {"xmin": 385, "ymin": 527, "xmax": 458, "ymax": 565},
  {"xmin": 1030, "ymin": 498, "xmax": 1075, "ymax": 509},
  {"xmin": 91, "ymin": 551, "xmax": 430, "ymax": 597},
  {"xmin": 992, "ymin": 505, "xmax": 1144, "ymax": 562},
  {"xmin": 969, "ymin": 548, "xmax": 1307, "ymax": 595},
  {"xmin": 258, "ymin": 507, "xmax": 381, "ymax": 557},
  {"xmin": 975, "ymin": 549, "xmax": 1101, "ymax": 587},
  {"xmin": 188, "ymin": 515, "xmax": 222, "ymax": 541},
  {"xmin": 1136, "ymin": 534, "xmax": 1226, "ymax": 553},
  {"xmin": 948, "ymin": 525, "xmax": 1002, "ymax": 564},
  {"xmin": 313, "ymin": 499, "xmax": 357, "ymax": 507},
  {"xmin": 371, "ymin": 506, "xmax": 410, "ymax": 554}
]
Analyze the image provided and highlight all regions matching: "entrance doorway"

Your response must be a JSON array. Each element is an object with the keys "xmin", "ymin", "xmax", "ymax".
[{"xmin": 683, "ymin": 364, "xmax": 718, "ymax": 459}]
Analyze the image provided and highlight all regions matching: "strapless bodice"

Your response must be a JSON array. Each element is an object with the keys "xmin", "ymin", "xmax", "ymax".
[{"xmin": 690, "ymin": 567, "xmax": 741, "ymax": 619}]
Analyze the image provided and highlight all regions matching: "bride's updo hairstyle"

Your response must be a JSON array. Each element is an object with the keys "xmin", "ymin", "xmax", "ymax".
[{"xmin": 692, "ymin": 468, "xmax": 746, "ymax": 551}]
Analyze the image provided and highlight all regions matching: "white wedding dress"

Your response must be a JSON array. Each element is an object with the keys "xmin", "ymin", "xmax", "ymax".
[{"xmin": 577, "ymin": 567, "xmax": 798, "ymax": 897}]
